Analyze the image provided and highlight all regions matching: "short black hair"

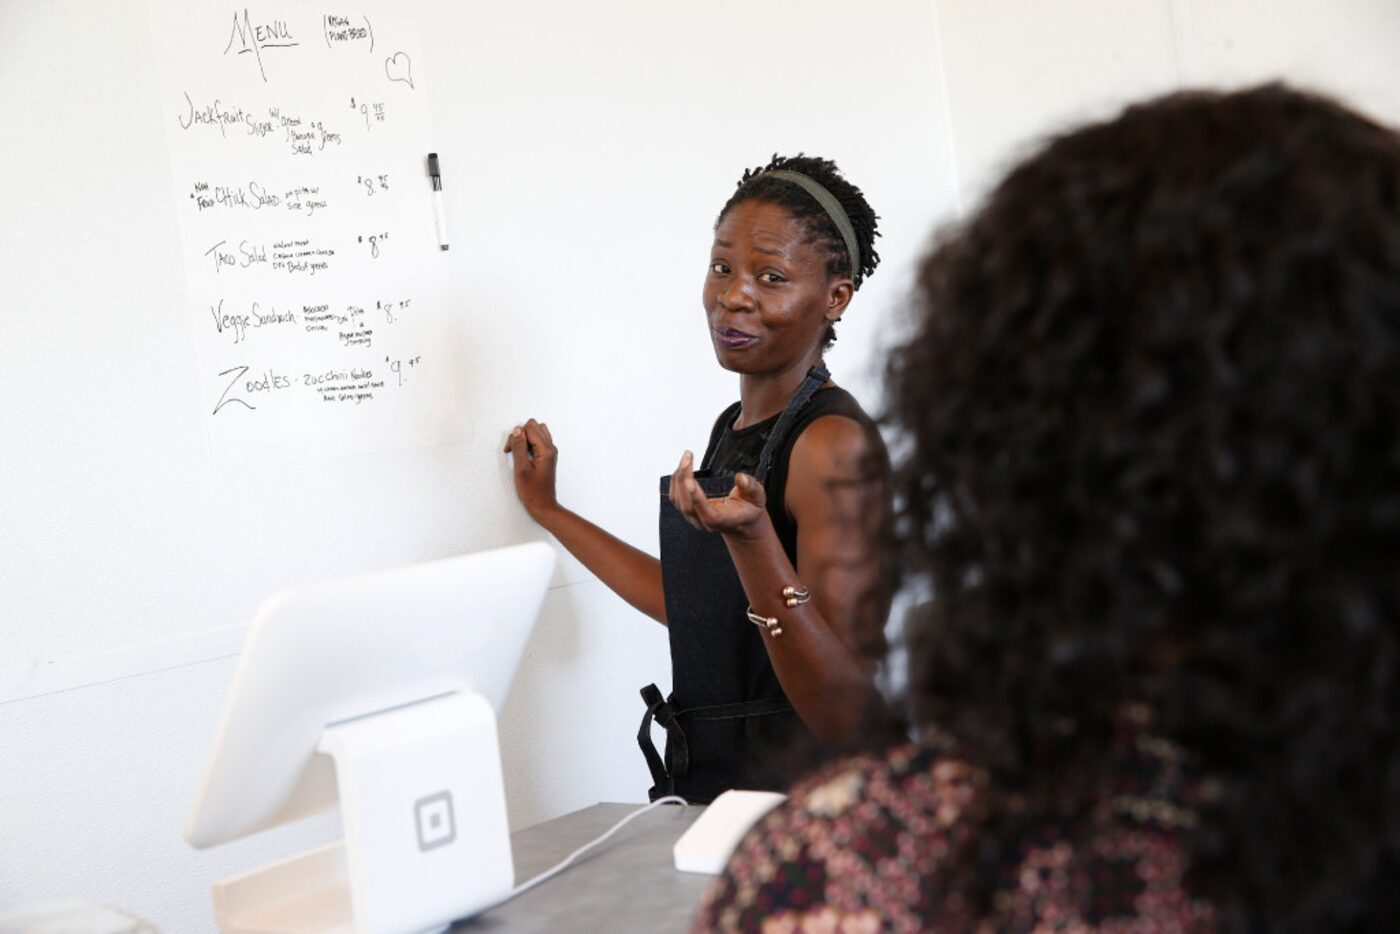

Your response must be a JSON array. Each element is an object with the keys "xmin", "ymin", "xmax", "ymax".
[{"xmin": 718, "ymin": 154, "xmax": 882, "ymax": 347}]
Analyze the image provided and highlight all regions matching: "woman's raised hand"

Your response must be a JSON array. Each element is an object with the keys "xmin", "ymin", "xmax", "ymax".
[
  {"xmin": 669, "ymin": 450, "xmax": 769, "ymax": 540},
  {"xmin": 504, "ymin": 418, "xmax": 560, "ymax": 521},
  {"xmin": 501, "ymin": 418, "xmax": 667, "ymax": 623}
]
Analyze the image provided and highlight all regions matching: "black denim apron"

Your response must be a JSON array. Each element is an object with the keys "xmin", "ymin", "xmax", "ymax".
[{"xmin": 638, "ymin": 364, "xmax": 830, "ymax": 803}]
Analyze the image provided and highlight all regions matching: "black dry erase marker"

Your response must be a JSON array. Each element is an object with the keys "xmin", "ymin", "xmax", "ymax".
[{"xmin": 428, "ymin": 152, "xmax": 448, "ymax": 251}]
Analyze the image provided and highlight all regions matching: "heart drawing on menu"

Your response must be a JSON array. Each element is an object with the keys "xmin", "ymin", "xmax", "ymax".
[{"xmin": 385, "ymin": 51, "xmax": 414, "ymax": 89}]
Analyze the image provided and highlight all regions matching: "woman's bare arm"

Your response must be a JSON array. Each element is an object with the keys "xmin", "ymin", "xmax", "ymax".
[{"xmin": 507, "ymin": 419, "xmax": 667, "ymax": 624}]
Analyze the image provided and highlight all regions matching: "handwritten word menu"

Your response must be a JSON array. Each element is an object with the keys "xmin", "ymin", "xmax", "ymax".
[{"xmin": 151, "ymin": 4, "xmax": 469, "ymax": 460}]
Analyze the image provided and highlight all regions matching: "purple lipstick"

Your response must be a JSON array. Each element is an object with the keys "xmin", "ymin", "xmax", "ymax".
[{"xmin": 713, "ymin": 326, "xmax": 757, "ymax": 349}]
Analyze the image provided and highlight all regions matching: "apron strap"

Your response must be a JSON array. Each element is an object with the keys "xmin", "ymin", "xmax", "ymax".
[
  {"xmin": 638, "ymin": 683, "xmax": 687, "ymax": 800},
  {"xmin": 753, "ymin": 363, "xmax": 831, "ymax": 483}
]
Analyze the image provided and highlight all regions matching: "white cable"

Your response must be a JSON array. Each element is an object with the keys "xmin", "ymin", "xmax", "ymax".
[{"xmin": 496, "ymin": 796, "xmax": 690, "ymax": 906}]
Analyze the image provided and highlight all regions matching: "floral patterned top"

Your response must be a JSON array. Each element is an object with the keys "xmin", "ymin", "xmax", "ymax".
[{"xmin": 691, "ymin": 737, "xmax": 1218, "ymax": 933}]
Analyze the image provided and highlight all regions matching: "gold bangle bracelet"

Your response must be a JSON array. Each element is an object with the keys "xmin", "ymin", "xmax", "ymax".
[
  {"xmin": 782, "ymin": 585, "xmax": 811, "ymax": 608},
  {"xmin": 747, "ymin": 585, "xmax": 810, "ymax": 637},
  {"xmin": 746, "ymin": 606, "xmax": 782, "ymax": 637}
]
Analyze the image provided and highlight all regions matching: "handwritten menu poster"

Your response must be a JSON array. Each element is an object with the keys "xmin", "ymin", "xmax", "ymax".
[{"xmin": 149, "ymin": 4, "xmax": 469, "ymax": 460}]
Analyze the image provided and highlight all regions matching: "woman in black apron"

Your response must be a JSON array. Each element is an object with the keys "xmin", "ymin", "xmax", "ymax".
[{"xmin": 505, "ymin": 155, "xmax": 890, "ymax": 802}]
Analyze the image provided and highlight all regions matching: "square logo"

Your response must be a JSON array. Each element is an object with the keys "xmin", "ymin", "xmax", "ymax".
[{"xmin": 414, "ymin": 790, "xmax": 456, "ymax": 852}]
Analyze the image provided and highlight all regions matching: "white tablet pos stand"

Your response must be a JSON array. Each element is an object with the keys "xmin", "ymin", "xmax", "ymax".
[{"xmin": 185, "ymin": 543, "xmax": 555, "ymax": 934}]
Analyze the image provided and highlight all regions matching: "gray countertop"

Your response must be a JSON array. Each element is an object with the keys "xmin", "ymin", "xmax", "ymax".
[{"xmin": 456, "ymin": 802, "xmax": 712, "ymax": 933}]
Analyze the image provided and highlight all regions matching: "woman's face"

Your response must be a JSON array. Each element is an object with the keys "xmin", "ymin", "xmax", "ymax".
[{"xmin": 703, "ymin": 199, "xmax": 850, "ymax": 377}]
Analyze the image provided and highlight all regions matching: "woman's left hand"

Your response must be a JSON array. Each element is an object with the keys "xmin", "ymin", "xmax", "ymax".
[{"xmin": 670, "ymin": 450, "xmax": 769, "ymax": 540}]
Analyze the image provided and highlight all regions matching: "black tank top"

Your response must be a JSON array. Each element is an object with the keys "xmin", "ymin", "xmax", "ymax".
[{"xmin": 700, "ymin": 385, "xmax": 878, "ymax": 564}]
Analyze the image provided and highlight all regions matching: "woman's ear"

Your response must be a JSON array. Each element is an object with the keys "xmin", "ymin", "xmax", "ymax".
[{"xmin": 827, "ymin": 279, "xmax": 855, "ymax": 321}]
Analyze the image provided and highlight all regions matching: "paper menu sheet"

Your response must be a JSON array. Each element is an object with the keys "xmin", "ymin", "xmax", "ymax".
[{"xmin": 149, "ymin": 4, "xmax": 469, "ymax": 460}]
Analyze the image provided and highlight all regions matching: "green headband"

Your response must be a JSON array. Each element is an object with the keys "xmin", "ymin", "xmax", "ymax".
[{"xmin": 761, "ymin": 169, "xmax": 861, "ymax": 284}]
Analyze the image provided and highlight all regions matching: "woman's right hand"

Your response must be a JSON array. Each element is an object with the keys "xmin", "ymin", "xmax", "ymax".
[
  {"xmin": 504, "ymin": 418, "xmax": 560, "ymax": 522},
  {"xmin": 501, "ymin": 417, "xmax": 666, "ymax": 623}
]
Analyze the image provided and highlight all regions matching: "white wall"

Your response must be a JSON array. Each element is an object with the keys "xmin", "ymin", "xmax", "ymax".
[
  {"xmin": 0, "ymin": 1, "xmax": 956, "ymax": 928},
  {"xmin": 937, "ymin": 0, "xmax": 1400, "ymax": 207}
]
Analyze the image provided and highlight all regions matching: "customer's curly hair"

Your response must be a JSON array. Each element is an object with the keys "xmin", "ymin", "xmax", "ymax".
[{"xmin": 886, "ymin": 84, "xmax": 1400, "ymax": 929}]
